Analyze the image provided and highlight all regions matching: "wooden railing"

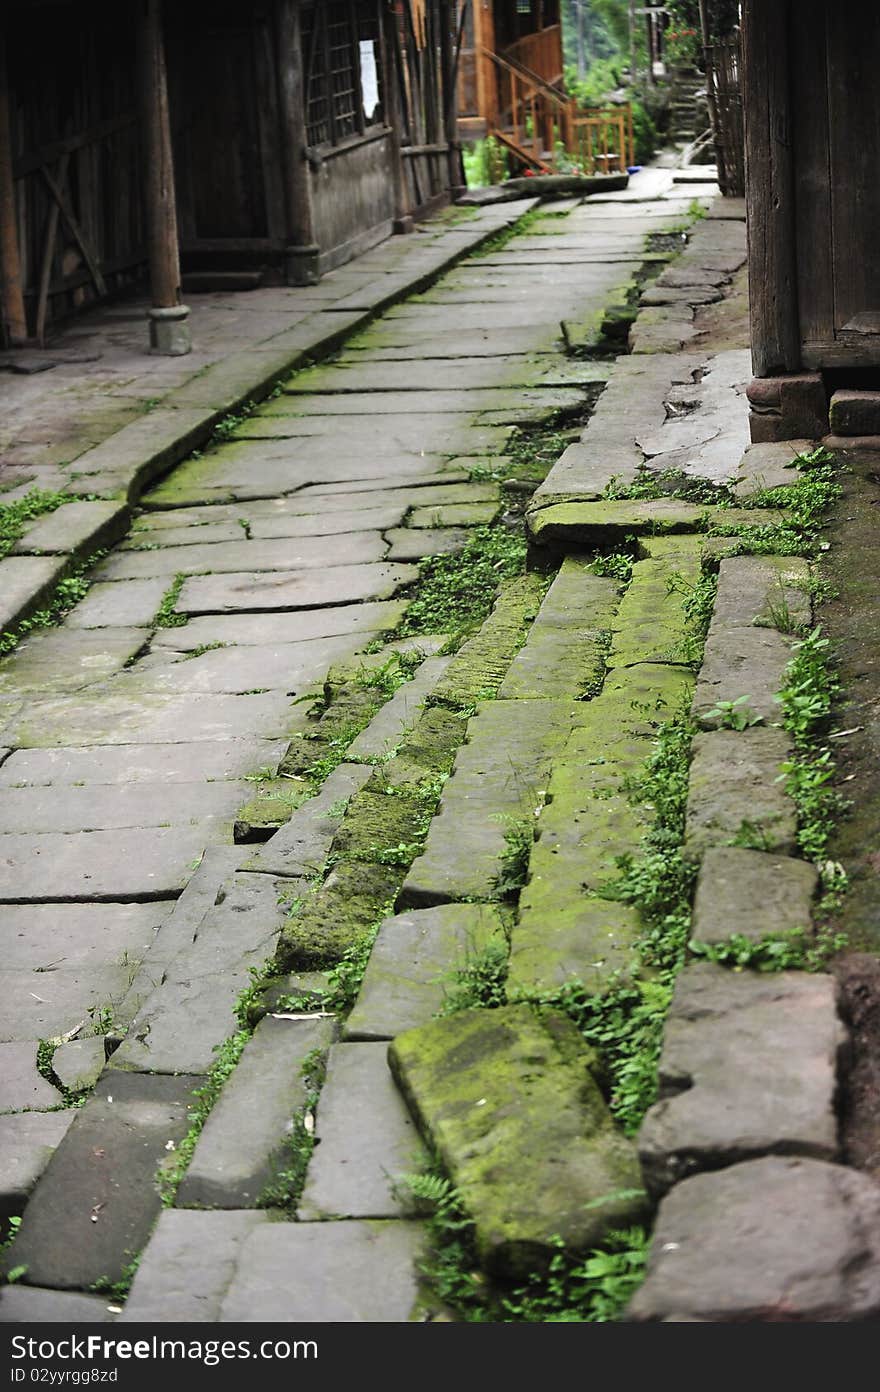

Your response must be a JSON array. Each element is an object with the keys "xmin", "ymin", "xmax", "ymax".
[
  {"xmin": 571, "ymin": 105, "xmax": 634, "ymax": 175},
  {"xmin": 503, "ymin": 24, "xmax": 564, "ymax": 88}
]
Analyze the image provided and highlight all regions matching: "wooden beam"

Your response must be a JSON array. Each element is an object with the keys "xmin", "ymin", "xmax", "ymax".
[
  {"xmin": 39, "ymin": 162, "xmax": 107, "ymax": 299},
  {"xmin": 35, "ymin": 151, "xmax": 69, "ymax": 346},
  {"xmin": 275, "ymin": 0, "xmax": 318, "ymax": 270},
  {"xmin": 0, "ymin": 22, "xmax": 27, "ymax": 345},
  {"xmin": 743, "ymin": 0, "xmax": 800, "ymax": 376},
  {"xmin": 383, "ymin": 0, "xmax": 414, "ymax": 230}
]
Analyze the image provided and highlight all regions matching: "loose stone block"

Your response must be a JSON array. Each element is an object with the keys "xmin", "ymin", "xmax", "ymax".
[
  {"xmin": 400, "ymin": 699, "xmax": 576, "ymax": 906},
  {"xmin": 2, "ymin": 1073, "xmax": 199, "ymax": 1290},
  {"xmin": 628, "ymin": 1157, "xmax": 880, "ymax": 1322},
  {"xmin": 638, "ymin": 963, "xmax": 845, "ymax": 1196},
  {"xmin": 498, "ymin": 558, "xmax": 618, "ymax": 700},
  {"xmin": 97, "ymin": 532, "xmax": 386, "ymax": 582},
  {"xmin": 244, "ymin": 763, "xmax": 373, "ymax": 878},
  {"xmin": 684, "ymin": 728, "xmax": 797, "ymax": 859},
  {"xmin": 178, "ymin": 1016, "xmax": 336, "ymax": 1208},
  {"xmin": 0, "ymin": 1113, "xmax": 73, "ymax": 1222},
  {"xmin": 120, "ymin": 1210, "xmax": 269, "ymax": 1322},
  {"xmin": 0, "ymin": 1287, "xmax": 117, "ymax": 1322},
  {"xmin": 527, "ymin": 498, "xmax": 786, "ymax": 550},
  {"xmin": 692, "ymin": 847, "xmax": 819, "ymax": 944},
  {"xmin": 0, "ymin": 1042, "xmax": 62, "ymax": 1113},
  {"xmin": 218, "ymin": 1220, "xmax": 425, "ymax": 1322},
  {"xmin": 709, "ymin": 554, "xmax": 811, "ymax": 632},
  {"xmin": 829, "ymin": 389, "xmax": 880, "ymax": 437},
  {"xmin": 389, "ymin": 1005, "xmax": 646, "ymax": 1277},
  {"xmin": 344, "ymin": 903, "xmax": 507, "ymax": 1040},
  {"xmin": 278, "ymin": 862, "xmax": 401, "ymax": 970},
  {"xmin": 299, "ymin": 1043, "xmax": 426, "ymax": 1219},
  {"xmin": 608, "ymin": 552, "xmax": 701, "ymax": 670},
  {"xmin": 51, "ymin": 1037, "xmax": 107, "ymax": 1095}
]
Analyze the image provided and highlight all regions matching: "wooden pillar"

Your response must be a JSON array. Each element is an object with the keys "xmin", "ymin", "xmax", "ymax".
[
  {"xmin": 0, "ymin": 22, "xmax": 27, "ymax": 347},
  {"xmin": 138, "ymin": 0, "xmax": 189, "ymax": 354},
  {"xmin": 474, "ymin": 0, "xmax": 497, "ymax": 132},
  {"xmin": 384, "ymin": 2, "xmax": 414, "ymax": 233},
  {"xmin": 742, "ymin": 0, "xmax": 800, "ymax": 377},
  {"xmin": 439, "ymin": 0, "xmax": 465, "ymax": 197},
  {"xmin": 276, "ymin": 0, "xmax": 320, "ymax": 285}
]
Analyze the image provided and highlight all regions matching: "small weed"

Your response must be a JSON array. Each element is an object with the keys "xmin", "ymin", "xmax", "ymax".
[
  {"xmin": 182, "ymin": 641, "xmax": 228, "ymax": 661},
  {"xmin": 667, "ymin": 570, "xmax": 717, "ymax": 666},
  {"xmin": 704, "ymin": 695, "xmax": 763, "ymax": 730},
  {"xmin": 0, "ymin": 553, "xmax": 103, "ymax": 656},
  {"xmin": 238, "ymin": 518, "xmax": 252, "ymax": 540},
  {"xmin": 91, "ymin": 1256, "xmax": 141, "ymax": 1301},
  {"xmin": 689, "ymin": 924, "xmax": 847, "ymax": 973},
  {"xmin": 257, "ymin": 1047, "xmax": 327, "ymax": 1211},
  {"xmin": 440, "ymin": 939, "xmax": 509, "ymax": 1015},
  {"xmin": 591, "ymin": 552, "xmax": 633, "ymax": 582},
  {"xmin": 397, "ymin": 526, "xmax": 527, "ymax": 642},
  {"xmin": 492, "ymin": 816, "xmax": 534, "ymax": 899},
  {"xmin": 158, "ymin": 1030, "xmax": 250, "ymax": 1205}
]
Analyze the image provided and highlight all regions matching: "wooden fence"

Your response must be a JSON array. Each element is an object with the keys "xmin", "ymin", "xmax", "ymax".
[{"xmin": 704, "ymin": 36, "xmax": 744, "ymax": 196}]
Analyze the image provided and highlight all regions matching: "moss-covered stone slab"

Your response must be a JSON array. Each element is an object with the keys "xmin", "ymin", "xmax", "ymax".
[
  {"xmin": 12, "ymin": 501, "xmax": 129, "ymax": 558},
  {"xmin": 407, "ymin": 501, "xmax": 501, "ymax": 527},
  {"xmin": 428, "ymin": 573, "xmax": 548, "ymax": 710},
  {"xmin": 0, "ymin": 628, "xmax": 147, "ymax": 697},
  {"xmin": 498, "ymin": 558, "xmax": 619, "ymax": 700},
  {"xmin": 509, "ymin": 896, "xmax": 641, "ymax": 996},
  {"xmin": 400, "ymin": 698, "xmax": 577, "ymax": 906},
  {"xmin": 638, "ymin": 964, "xmax": 845, "ymax": 1197},
  {"xmin": 709, "ymin": 555, "xmax": 811, "ymax": 632},
  {"xmin": 608, "ymin": 552, "xmax": 702, "ymax": 670},
  {"xmin": 344, "ymin": 903, "xmax": 506, "ymax": 1040},
  {"xmin": 327, "ymin": 786, "xmax": 424, "ymax": 863},
  {"xmin": 345, "ymin": 656, "xmax": 452, "ymax": 762},
  {"xmin": 691, "ymin": 847, "xmax": 818, "ymax": 945},
  {"xmin": 684, "ymin": 728, "xmax": 796, "ymax": 861},
  {"xmin": 389, "ymin": 1005, "xmax": 646, "ymax": 1276},
  {"xmin": 277, "ymin": 861, "xmax": 400, "ymax": 970},
  {"xmin": 527, "ymin": 499, "xmax": 787, "ymax": 550},
  {"xmin": 233, "ymin": 780, "xmax": 311, "ymax": 842},
  {"xmin": 692, "ymin": 625, "xmax": 794, "ymax": 727}
]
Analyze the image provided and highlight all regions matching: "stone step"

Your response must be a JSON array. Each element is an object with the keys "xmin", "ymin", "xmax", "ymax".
[
  {"xmin": 497, "ymin": 557, "xmax": 619, "ymax": 700},
  {"xmin": 389, "ymin": 1004, "xmax": 646, "ymax": 1278},
  {"xmin": 684, "ymin": 726, "xmax": 797, "ymax": 861},
  {"xmin": 691, "ymin": 846, "xmax": 819, "ymax": 946},
  {"xmin": 829, "ymin": 388, "xmax": 880, "ymax": 436}
]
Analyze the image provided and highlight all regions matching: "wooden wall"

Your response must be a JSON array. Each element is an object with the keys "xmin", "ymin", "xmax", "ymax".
[{"xmin": 311, "ymin": 131, "xmax": 395, "ymax": 274}]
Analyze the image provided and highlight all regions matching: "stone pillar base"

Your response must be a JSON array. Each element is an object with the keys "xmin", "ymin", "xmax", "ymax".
[
  {"xmin": 285, "ymin": 243, "xmax": 321, "ymax": 286},
  {"xmin": 747, "ymin": 372, "xmax": 827, "ymax": 443},
  {"xmin": 392, "ymin": 216, "xmax": 415, "ymax": 235},
  {"xmin": 149, "ymin": 304, "xmax": 191, "ymax": 356}
]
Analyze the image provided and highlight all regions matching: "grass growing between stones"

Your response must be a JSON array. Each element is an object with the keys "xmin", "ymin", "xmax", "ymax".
[
  {"xmin": 153, "ymin": 573, "xmax": 188, "ymax": 629},
  {"xmin": 404, "ymin": 1165, "xmax": 649, "ymax": 1322},
  {"xmin": 256, "ymin": 1047, "xmax": 327, "ymax": 1212},
  {"xmin": 396, "ymin": 525, "xmax": 528, "ymax": 645},
  {"xmin": 0, "ymin": 489, "xmax": 87, "ymax": 560},
  {"xmin": 157, "ymin": 1030, "xmax": 250, "ymax": 1207}
]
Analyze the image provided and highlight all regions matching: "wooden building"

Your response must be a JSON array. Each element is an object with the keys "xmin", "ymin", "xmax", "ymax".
[
  {"xmin": 0, "ymin": 0, "xmax": 461, "ymax": 353},
  {"xmin": 743, "ymin": 0, "xmax": 880, "ymax": 441},
  {"xmin": 458, "ymin": 1, "xmax": 566, "ymax": 163}
]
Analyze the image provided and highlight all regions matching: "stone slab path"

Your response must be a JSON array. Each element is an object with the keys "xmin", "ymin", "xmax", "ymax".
[{"xmin": 5, "ymin": 175, "xmax": 856, "ymax": 1326}]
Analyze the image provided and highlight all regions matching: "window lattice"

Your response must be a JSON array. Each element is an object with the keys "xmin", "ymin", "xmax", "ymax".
[{"xmin": 302, "ymin": 1, "xmax": 382, "ymax": 149}]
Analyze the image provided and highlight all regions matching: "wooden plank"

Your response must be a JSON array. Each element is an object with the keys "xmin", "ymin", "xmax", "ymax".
[
  {"xmin": 742, "ymin": 0, "xmax": 800, "ymax": 376},
  {"xmin": 39, "ymin": 163, "xmax": 107, "ymax": 298},
  {"xmin": 275, "ymin": 0, "xmax": 316, "ymax": 247},
  {"xmin": 12, "ymin": 113, "xmax": 137, "ymax": 183},
  {"xmin": 35, "ymin": 151, "xmax": 69, "ymax": 346}
]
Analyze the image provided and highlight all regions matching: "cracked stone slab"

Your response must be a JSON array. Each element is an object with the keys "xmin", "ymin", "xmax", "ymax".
[
  {"xmin": 1, "ymin": 901, "xmax": 172, "ymax": 972},
  {"xmin": 244, "ymin": 763, "xmax": 373, "ymax": 878},
  {"xmin": 176, "ymin": 563, "xmax": 418, "ymax": 615},
  {"xmin": 218, "ymin": 1220, "xmax": 425, "ymax": 1322},
  {"xmin": 51, "ymin": 1037, "xmax": 107, "ymax": 1094},
  {"xmin": 129, "ymin": 635, "xmax": 364, "ymax": 697},
  {"xmin": 344, "ymin": 903, "xmax": 507, "ymax": 1041},
  {"xmin": 0, "ymin": 628, "xmax": 147, "ymax": 696},
  {"xmin": 0, "ymin": 1286, "xmax": 117, "ymax": 1322},
  {"xmin": 113, "ymin": 873, "xmax": 297, "ymax": 1074},
  {"xmin": 692, "ymin": 847, "xmax": 819, "ymax": 944},
  {"xmin": 63, "ymin": 579, "xmax": 171, "ymax": 629},
  {"xmin": 684, "ymin": 727, "xmax": 797, "ymax": 860},
  {"xmin": 638, "ymin": 963, "xmax": 845, "ymax": 1196},
  {"xmin": 1, "ymin": 1072, "xmax": 200, "ymax": 1290},
  {"xmin": 390, "ymin": 1005, "xmax": 646, "ymax": 1277},
  {"xmin": 385, "ymin": 526, "xmax": 470, "ymax": 560},
  {"xmin": 0, "ymin": 966, "xmax": 134, "ymax": 1043},
  {"xmin": 149, "ymin": 600, "xmax": 406, "ymax": 651},
  {"xmin": 121, "ymin": 505, "xmax": 407, "ymax": 549},
  {"xmin": 299, "ymin": 1043, "xmax": 426, "ymax": 1219},
  {"xmin": 120, "ymin": 1210, "xmax": 270, "ymax": 1322},
  {"xmin": 0, "ymin": 1112, "xmax": 74, "ymax": 1223},
  {"xmin": 0, "ymin": 1042, "xmax": 61, "ymax": 1113},
  {"xmin": 628, "ymin": 1157, "xmax": 880, "ymax": 1322},
  {"xmin": 4, "ymin": 689, "xmax": 294, "ymax": 747},
  {"xmin": 608, "ymin": 552, "xmax": 701, "ymax": 669},
  {"xmin": 0, "ymin": 824, "xmax": 218, "ymax": 901},
  {"xmin": 0, "ymin": 738, "xmax": 288, "ymax": 785},
  {"xmin": 97, "ymin": 532, "xmax": 387, "ymax": 582},
  {"xmin": 0, "ymin": 555, "xmax": 68, "ymax": 636},
  {"xmin": 498, "ymin": 558, "xmax": 619, "ymax": 700},
  {"xmin": 0, "ymin": 779, "xmax": 251, "ymax": 834},
  {"xmin": 178, "ymin": 1015, "xmax": 336, "ymax": 1208}
]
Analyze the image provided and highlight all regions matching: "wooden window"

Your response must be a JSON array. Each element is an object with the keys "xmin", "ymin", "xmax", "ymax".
[{"xmin": 302, "ymin": 1, "xmax": 384, "ymax": 149}]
